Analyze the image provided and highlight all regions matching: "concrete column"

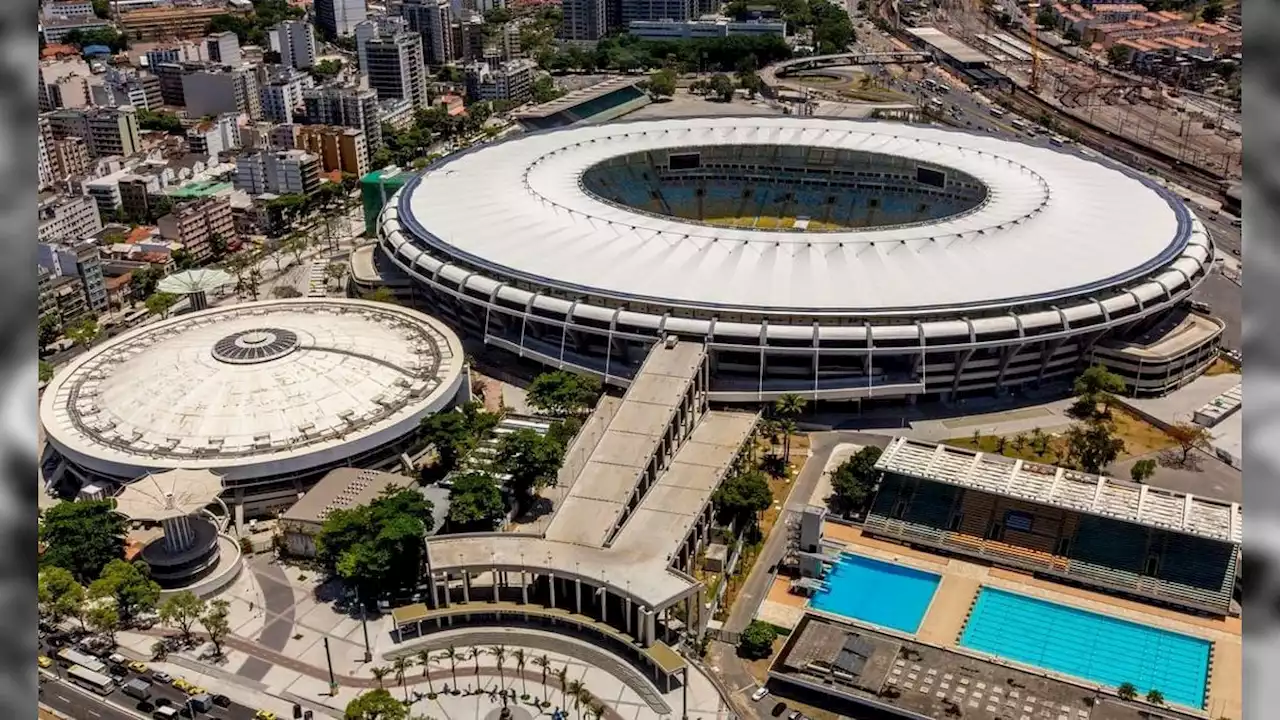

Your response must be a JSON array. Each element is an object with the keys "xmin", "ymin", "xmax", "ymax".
[
  {"xmin": 462, "ymin": 570, "xmax": 471, "ymax": 603},
  {"xmin": 625, "ymin": 597, "xmax": 633, "ymax": 633},
  {"xmin": 549, "ymin": 573, "xmax": 556, "ymax": 608},
  {"xmin": 442, "ymin": 574, "xmax": 451, "ymax": 607},
  {"xmin": 492, "ymin": 567, "xmax": 500, "ymax": 602},
  {"xmin": 429, "ymin": 571, "xmax": 440, "ymax": 609},
  {"xmin": 520, "ymin": 571, "xmax": 529, "ymax": 605},
  {"xmin": 575, "ymin": 578, "xmax": 582, "ymax": 614},
  {"xmin": 600, "ymin": 587, "xmax": 608, "ymax": 623}
]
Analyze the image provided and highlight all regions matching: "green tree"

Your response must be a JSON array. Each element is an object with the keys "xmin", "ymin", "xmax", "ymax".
[
  {"xmin": 738, "ymin": 620, "xmax": 778, "ymax": 659},
  {"xmin": 363, "ymin": 286, "xmax": 397, "ymax": 304},
  {"xmin": 1065, "ymin": 420, "xmax": 1126, "ymax": 474},
  {"xmin": 1145, "ymin": 689, "xmax": 1165, "ymax": 705},
  {"xmin": 132, "ymin": 266, "xmax": 163, "ymax": 300},
  {"xmin": 709, "ymin": 73, "xmax": 735, "ymax": 102},
  {"xmin": 86, "ymin": 601, "xmax": 120, "ymax": 645},
  {"xmin": 344, "ymin": 688, "xmax": 408, "ymax": 720},
  {"xmin": 442, "ymin": 645, "xmax": 461, "ymax": 688},
  {"xmin": 91, "ymin": 0, "xmax": 110, "ymax": 18},
  {"xmin": 283, "ymin": 231, "xmax": 310, "ymax": 265},
  {"xmin": 830, "ymin": 445, "xmax": 883, "ymax": 514},
  {"xmin": 392, "ymin": 655, "xmax": 412, "ymax": 702},
  {"xmin": 712, "ymin": 468, "xmax": 773, "ymax": 538},
  {"xmin": 38, "ymin": 499, "xmax": 126, "ymax": 583},
  {"xmin": 1117, "ymin": 682, "xmax": 1138, "ymax": 700},
  {"xmin": 370, "ymin": 665, "xmax": 391, "ymax": 689},
  {"xmin": 526, "ymin": 371, "xmax": 602, "ymax": 416},
  {"xmin": 1036, "ymin": 6, "xmax": 1056, "ymax": 28},
  {"xmin": 65, "ymin": 316, "xmax": 101, "ymax": 350},
  {"xmin": 316, "ymin": 488, "xmax": 436, "ymax": 600},
  {"xmin": 773, "ymin": 393, "xmax": 807, "ymax": 463},
  {"xmin": 497, "ymin": 428, "xmax": 564, "ymax": 513},
  {"xmin": 311, "ymin": 58, "xmax": 344, "ymax": 80},
  {"xmin": 1201, "ymin": 2, "xmax": 1224, "ymax": 24},
  {"xmin": 39, "ymin": 314, "xmax": 62, "ymax": 353},
  {"xmin": 38, "ymin": 567, "xmax": 86, "ymax": 627},
  {"xmin": 420, "ymin": 409, "xmax": 479, "ymax": 473},
  {"xmin": 88, "ymin": 559, "xmax": 161, "ymax": 623},
  {"xmin": 1072, "ymin": 365, "xmax": 1126, "ymax": 418},
  {"xmin": 136, "ymin": 109, "xmax": 184, "ymax": 134},
  {"xmin": 199, "ymin": 598, "xmax": 232, "ymax": 657},
  {"xmin": 807, "ymin": 0, "xmax": 856, "ymax": 54},
  {"xmin": 648, "ymin": 68, "xmax": 677, "ymax": 98},
  {"xmin": 39, "ymin": 360, "xmax": 54, "ymax": 383},
  {"xmin": 512, "ymin": 647, "xmax": 527, "ymax": 697},
  {"xmin": 158, "ymin": 591, "xmax": 207, "ymax": 646},
  {"xmin": 1129, "ymin": 458, "xmax": 1157, "ymax": 483},
  {"xmin": 145, "ymin": 291, "xmax": 179, "ymax": 318},
  {"xmin": 1107, "ymin": 44, "xmax": 1132, "ymax": 67},
  {"xmin": 546, "ymin": 416, "xmax": 583, "ymax": 451},
  {"xmin": 446, "ymin": 473, "xmax": 505, "ymax": 531}
]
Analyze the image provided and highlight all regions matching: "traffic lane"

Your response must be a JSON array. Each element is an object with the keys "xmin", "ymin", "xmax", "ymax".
[
  {"xmin": 42, "ymin": 683, "xmax": 138, "ymax": 720},
  {"xmin": 1193, "ymin": 270, "xmax": 1242, "ymax": 350}
]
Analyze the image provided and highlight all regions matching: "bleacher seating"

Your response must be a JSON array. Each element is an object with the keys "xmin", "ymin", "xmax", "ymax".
[{"xmin": 862, "ymin": 475, "xmax": 1237, "ymax": 614}]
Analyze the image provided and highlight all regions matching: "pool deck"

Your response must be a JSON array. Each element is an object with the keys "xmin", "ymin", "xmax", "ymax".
[{"xmin": 779, "ymin": 522, "xmax": 1243, "ymax": 719}]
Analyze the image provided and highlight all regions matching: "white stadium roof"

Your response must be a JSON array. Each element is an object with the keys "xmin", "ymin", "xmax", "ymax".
[
  {"xmin": 40, "ymin": 299, "xmax": 465, "ymax": 481},
  {"xmin": 399, "ymin": 117, "xmax": 1192, "ymax": 314}
]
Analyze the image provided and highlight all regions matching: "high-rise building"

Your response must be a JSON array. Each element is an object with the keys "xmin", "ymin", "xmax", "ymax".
[
  {"xmin": 356, "ymin": 17, "xmax": 429, "ymax": 108},
  {"xmin": 205, "ymin": 31, "xmax": 243, "ymax": 66},
  {"xmin": 258, "ymin": 66, "xmax": 313, "ymax": 124},
  {"xmin": 234, "ymin": 149, "xmax": 322, "ymax": 196},
  {"xmin": 185, "ymin": 113, "xmax": 242, "ymax": 160},
  {"xmin": 182, "ymin": 65, "xmax": 262, "ymax": 120},
  {"xmin": 560, "ymin": 0, "xmax": 608, "ymax": 42},
  {"xmin": 301, "ymin": 84, "xmax": 382, "ymax": 161},
  {"xmin": 464, "ymin": 58, "xmax": 537, "ymax": 103},
  {"xmin": 400, "ymin": 0, "xmax": 458, "ymax": 66},
  {"xmin": 296, "ymin": 125, "xmax": 370, "ymax": 179},
  {"xmin": 39, "ymin": 240, "xmax": 108, "ymax": 313},
  {"xmin": 619, "ymin": 0, "xmax": 695, "ymax": 26},
  {"xmin": 314, "ymin": 0, "xmax": 368, "ymax": 39},
  {"xmin": 37, "ymin": 193, "xmax": 103, "ymax": 244},
  {"xmin": 39, "ymin": 117, "xmax": 54, "ymax": 190},
  {"xmin": 44, "ymin": 106, "xmax": 141, "ymax": 159},
  {"xmin": 152, "ymin": 61, "xmax": 205, "ymax": 106},
  {"xmin": 272, "ymin": 19, "xmax": 318, "ymax": 70},
  {"xmin": 91, "ymin": 69, "xmax": 164, "ymax": 111},
  {"xmin": 48, "ymin": 136, "xmax": 90, "ymax": 182}
]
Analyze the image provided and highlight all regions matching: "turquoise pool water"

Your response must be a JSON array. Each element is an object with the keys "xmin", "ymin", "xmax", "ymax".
[
  {"xmin": 809, "ymin": 553, "xmax": 941, "ymax": 634},
  {"xmin": 960, "ymin": 587, "xmax": 1211, "ymax": 708}
]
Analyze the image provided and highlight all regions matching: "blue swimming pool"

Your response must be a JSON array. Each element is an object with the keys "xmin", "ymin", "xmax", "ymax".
[
  {"xmin": 809, "ymin": 553, "xmax": 941, "ymax": 634},
  {"xmin": 960, "ymin": 587, "xmax": 1211, "ymax": 708}
]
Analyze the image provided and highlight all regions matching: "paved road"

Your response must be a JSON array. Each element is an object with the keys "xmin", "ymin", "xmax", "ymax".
[
  {"xmin": 723, "ymin": 432, "xmax": 892, "ymax": 634},
  {"xmin": 41, "ymin": 684, "xmax": 138, "ymax": 720}
]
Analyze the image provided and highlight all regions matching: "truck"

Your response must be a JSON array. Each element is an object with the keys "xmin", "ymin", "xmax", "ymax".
[
  {"xmin": 122, "ymin": 678, "xmax": 153, "ymax": 701},
  {"xmin": 187, "ymin": 693, "xmax": 214, "ymax": 712}
]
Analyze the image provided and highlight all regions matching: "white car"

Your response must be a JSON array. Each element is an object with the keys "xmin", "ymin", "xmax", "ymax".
[
  {"xmin": 151, "ymin": 671, "xmax": 173, "ymax": 684},
  {"xmin": 751, "ymin": 686, "xmax": 769, "ymax": 702}
]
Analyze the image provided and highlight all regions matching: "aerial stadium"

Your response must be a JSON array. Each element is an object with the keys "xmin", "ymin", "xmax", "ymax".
[
  {"xmin": 39, "ymin": 299, "xmax": 467, "ymax": 517},
  {"xmin": 376, "ymin": 116, "xmax": 1223, "ymax": 404}
]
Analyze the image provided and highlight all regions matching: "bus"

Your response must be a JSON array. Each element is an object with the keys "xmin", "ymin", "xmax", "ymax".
[
  {"xmin": 56, "ymin": 648, "xmax": 106, "ymax": 674},
  {"xmin": 68, "ymin": 665, "xmax": 115, "ymax": 695},
  {"xmin": 988, "ymin": 107, "xmax": 1007, "ymax": 118}
]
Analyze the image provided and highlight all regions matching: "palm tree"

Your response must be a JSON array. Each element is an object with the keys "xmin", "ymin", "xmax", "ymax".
[
  {"xmin": 471, "ymin": 646, "xmax": 484, "ymax": 677},
  {"xmin": 533, "ymin": 654, "xmax": 552, "ymax": 703},
  {"xmin": 393, "ymin": 656, "xmax": 412, "ymax": 702},
  {"xmin": 442, "ymin": 645, "xmax": 460, "ymax": 689},
  {"xmin": 779, "ymin": 418, "xmax": 798, "ymax": 465},
  {"xmin": 414, "ymin": 649, "xmax": 435, "ymax": 694},
  {"xmin": 371, "ymin": 665, "xmax": 391, "ymax": 689},
  {"xmin": 566, "ymin": 680, "xmax": 586, "ymax": 718},
  {"xmin": 1031, "ymin": 427, "xmax": 1046, "ymax": 455},
  {"xmin": 490, "ymin": 645, "xmax": 507, "ymax": 693},
  {"xmin": 575, "ymin": 688, "xmax": 594, "ymax": 719},
  {"xmin": 588, "ymin": 701, "xmax": 605, "ymax": 720},
  {"xmin": 774, "ymin": 393, "xmax": 807, "ymax": 464},
  {"xmin": 512, "ymin": 648, "xmax": 527, "ymax": 697},
  {"xmin": 554, "ymin": 666, "xmax": 569, "ymax": 710}
]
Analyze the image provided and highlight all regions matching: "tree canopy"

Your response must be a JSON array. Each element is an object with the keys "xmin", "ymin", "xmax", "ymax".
[
  {"xmin": 316, "ymin": 488, "xmax": 435, "ymax": 599},
  {"xmin": 419, "ymin": 401, "xmax": 500, "ymax": 474},
  {"xmin": 446, "ymin": 472, "xmax": 505, "ymax": 531},
  {"xmin": 830, "ymin": 445, "xmax": 883, "ymax": 514},
  {"xmin": 712, "ymin": 468, "xmax": 773, "ymax": 537},
  {"xmin": 344, "ymin": 688, "xmax": 408, "ymax": 720},
  {"xmin": 136, "ymin": 109, "xmax": 184, "ymax": 134},
  {"xmin": 738, "ymin": 620, "xmax": 778, "ymax": 659},
  {"xmin": 1064, "ymin": 420, "xmax": 1126, "ymax": 473},
  {"xmin": 648, "ymin": 68, "xmax": 677, "ymax": 98},
  {"xmin": 497, "ymin": 428, "xmax": 565, "ymax": 511},
  {"xmin": 158, "ymin": 591, "xmax": 207, "ymax": 645},
  {"xmin": 1072, "ymin": 365, "xmax": 1126, "ymax": 418},
  {"xmin": 542, "ymin": 33, "xmax": 792, "ymax": 75},
  {"xmin": 525, "ymin": 371, "xmax": 601, "ymax": 416},
  {"xmin": 205, "ymin": 0, "xmax": 304, "ymax": 47},
  {"xmin": 39, "ymin": 567, "xmax": 86, "ymax": 627},
  {"xmin": 39, "ymin": 499, "xmax": 126, "ymax": 583},
  {"xmin": 88, "ymin": 559, "xmax": 161, "ymax": 622}
]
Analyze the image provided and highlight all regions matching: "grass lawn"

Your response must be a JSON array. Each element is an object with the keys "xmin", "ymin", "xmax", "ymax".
[
  {"xmin": 1204, "ymin": 357, "xmax": 1241, "ymax": 377},
  {"xmin": 943, "ymin": 409, "xmax": 1176, "ymax": 465}
]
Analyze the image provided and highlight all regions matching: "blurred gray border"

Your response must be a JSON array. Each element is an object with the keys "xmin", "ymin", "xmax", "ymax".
[
  {"xmin": 1243, "ymin": 2, "xmax": 1274, "ymax": 720},
  {"xmin": 8, "ymin": 2, "xmax": 38, "ymax": 718}
]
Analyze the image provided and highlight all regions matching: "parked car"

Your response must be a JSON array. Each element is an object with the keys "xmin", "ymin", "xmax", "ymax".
[
  {"xmin": 151, "ymin": 671, "xmax": 172, "ymax": 684},
  {"xmin": 752, "ymin": 687, "xmax": 770, "ymax": 702},
  {"xmin": 212, "ymin": 694, "xmax": 232, "ymax": 707}
]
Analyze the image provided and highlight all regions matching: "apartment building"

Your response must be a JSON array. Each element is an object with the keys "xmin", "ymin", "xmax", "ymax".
[
  {"xmin": 296, "ymin": 126, "xmax": 369, "ymax": 178},
  {"xmin": 39, "ymin": 239, "xmax": 108, "ymax": 313},
  {"xmin": 315, "ymin": 0, "xmax": 368, "ymax": 38},
  {"xmin": 378, "ymin": 97, "xmax": 416, "ymax": 131},
  {"xmin": 273, "ymin": 19, "xmax": 318, "ymax": 70},
  {"xmin": 302, "ymin": 84, "xmax": 382, "ymax": 160},
  {"xmin": 144, "ymin": 43, "xmax": 206, "ymax": 70},
  {"xmin": 119, "ymin": 4, "xmax": 250, "ymax": 42},
  {"xmin": 619, "ymin": 0, "xmax": 697, "ymax": 26},
  {"xmin": 185, "ymin": 112, "xmax": 242, "ymax": 160},
  {"xmin": 258, "ymin": 65, "xmax": 314, "ymax": 123},
  {"xmin": 465, "ymin": 58, "xmax": 537, "ymax": 103},
  {"xmin": 205, "ymin": 31, "xmax": 242, "ymax": 65},
  {"xmin": 234, "ymin": 149, "xmax": 322, "ymax": 196},
  {"xmin": 560, "ymin": 0, "xmax": 608, "ymax": 43},
  {"xmin": 157, "ymin": 195, "xmax": 235, "ymax": 263},
  {"xmin": 400, "ymin": 0, "xmax": 458, "ymax": 65},
  {"xmin": 41, "ymin": 14, "xmax": 112, "ymax": 43},
  {"xmin": 38, "ymin": 193, "xmax": 103, "ymax": 244},
  {"xmin": 49, "ymin": 136, "xmax": 91, "ymax": 182},
  {"xmin": 39, "ymin": 118, "xmax": 54, "ymax": 189},
  {"xmin": 182, "ymin": 65, "xmax": 262, "ymax": 119},
  {"xmin": 42, "ymin": 1, "xmax": 95, "ymax": 19},
  {"xmin": 45, "ymin": 106, "xmax": 141, "ymax": 159},
  {"xmin": 356, "ymin": 17, "xmax": 430, "ymax": 108},
  {"xmin": 48, "ymin": 274, "xmax": 91, "ymax": 325},
  {"xmin": 90, "ymin": 69, "xmax": 164, "ymax": 111}
]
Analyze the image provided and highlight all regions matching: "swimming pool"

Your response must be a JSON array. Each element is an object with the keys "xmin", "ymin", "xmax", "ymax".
[
  {"xmin": 960, "ymin": 587, "xmax": 1211, "ymax": 708},
  {"xmin": 809, "ymin": 553, "xmax": 941, "ymax": 634}
]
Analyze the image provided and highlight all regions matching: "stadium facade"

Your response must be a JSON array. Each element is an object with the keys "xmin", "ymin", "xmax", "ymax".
[
  {"xmin": 375, "ymin": 117, "xmax": 1222, "ymax": 403},
  {"xmin": 39, "ymin": 299, "xmax": 467, "ymax": 517}
]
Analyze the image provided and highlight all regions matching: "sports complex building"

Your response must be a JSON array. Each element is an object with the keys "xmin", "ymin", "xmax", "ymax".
[
  {"xmin": 375, "ymin": 116, "xmax": 1223, "ymax": 405},
  {"xmin": 39, "ymin": 299, "xmax": 468, "ymax": 518}
]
